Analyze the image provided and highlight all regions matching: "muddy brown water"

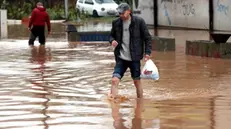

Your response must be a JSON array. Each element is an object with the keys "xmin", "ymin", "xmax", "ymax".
[{"xmin": 0, "ymin": 22, "xmax": 230, "ymax": 129}]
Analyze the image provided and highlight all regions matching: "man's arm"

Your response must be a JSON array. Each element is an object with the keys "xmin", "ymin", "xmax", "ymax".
[
  {"xmin": 28, "ymin": 9, "xmax": 36, "ymax": 29},
  {"xmin": 46, "ymin": 13, "xmax": 51, "ymax": 33},
  {"xmin": 140, "ymin": 18, "xmax": 152, "ymax": 56}
]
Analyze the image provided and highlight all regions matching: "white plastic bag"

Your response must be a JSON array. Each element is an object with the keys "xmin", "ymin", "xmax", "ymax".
[{"xmin": 141, "ymin": 59, "xmax": 159, "ymax": 80}]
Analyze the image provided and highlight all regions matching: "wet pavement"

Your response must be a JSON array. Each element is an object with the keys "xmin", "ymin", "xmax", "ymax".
[{"xmin": 0, "ymin": 22, "xmax": 231, "ymax": 129}]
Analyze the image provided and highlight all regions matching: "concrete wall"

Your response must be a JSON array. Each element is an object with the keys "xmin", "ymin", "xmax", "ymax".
[
  {"xmin": 132, "ymin": 0, "xmax": 154, "ymax": 25},
  {"xmin": 133, "ymin": 0, "xmax": 231, "ymax": 31},
  {"xmin": 158, "ymin": 0, "xmax": 209, "ymax": 29},
  {"xmin": 213, "ymin": 0, "xmax": 231, "ymax": 31}
]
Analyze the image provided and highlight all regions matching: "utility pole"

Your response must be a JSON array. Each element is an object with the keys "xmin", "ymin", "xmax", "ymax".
[
  {"xmin": 209, "ymin": 0, "xmax": 213, "ymax": 32},
  {"xmin": 65, "ymin": 0, "xmax": 69, "ymax": 20},
  {"xmin": 0, "ymin": 10, "xmax": 7, "ymax": 39},
  {"xmin": 154, "ymin": 0, "xmax": 158, "ymax": 29}
]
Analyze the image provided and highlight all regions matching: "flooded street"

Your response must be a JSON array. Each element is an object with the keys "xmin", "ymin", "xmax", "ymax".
[{"xmin": 0, "ymin": 22, "xmax": 231, "ymax": 129}]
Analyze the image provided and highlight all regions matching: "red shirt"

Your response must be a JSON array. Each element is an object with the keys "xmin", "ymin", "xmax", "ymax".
[{"xmin": 28, "ymin": 6, "xmax": 51, "ymax": 31}]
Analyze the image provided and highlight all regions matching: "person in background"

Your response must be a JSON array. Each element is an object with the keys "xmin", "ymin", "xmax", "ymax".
[
  {"xmin": 28, "ymin": 2, "xmax": 51, "ymax": 46},
  {"xmin": 109, "ymin": 3, "xmax": 152, "ymax": 99}
]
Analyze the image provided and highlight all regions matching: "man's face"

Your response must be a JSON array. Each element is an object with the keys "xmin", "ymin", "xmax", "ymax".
[{"xmin": 119, "ymin": 10, "xmax": 131, "ymax": 20}]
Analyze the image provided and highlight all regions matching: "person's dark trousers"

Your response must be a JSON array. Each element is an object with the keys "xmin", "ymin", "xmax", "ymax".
[{"xmin": 28, "ymin": 26, "xmax": 46, "ymax": 46}]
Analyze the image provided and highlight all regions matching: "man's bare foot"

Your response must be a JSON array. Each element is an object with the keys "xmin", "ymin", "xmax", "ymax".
[
  {"xmin": 107, "ymin": 93, "xmax": 129, "ymax": 102},
  {"xmin": 108, "ymin": 93, "xmax": 115, "ymax": 101}
]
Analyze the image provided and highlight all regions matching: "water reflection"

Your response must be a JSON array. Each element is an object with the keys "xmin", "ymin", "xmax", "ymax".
[
  {"xmin": 28, "ymin": 45, "xmax": 52, "ymax": 129},
  {"xmin": 30, "ymin": 45, "xmax": 52, "ymax": 64},
  {"xmin": 110, "ymin": 97, "xmax": 217, "ymax": 129},
  {"xmin": 111, "ymin": 99, "xmax": 143, "ymax": 129}
]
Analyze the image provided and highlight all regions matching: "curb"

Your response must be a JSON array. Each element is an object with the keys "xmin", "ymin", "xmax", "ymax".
[{"xmin": 7, "ymin": 19, "xmax": 65, "ymax": 25}]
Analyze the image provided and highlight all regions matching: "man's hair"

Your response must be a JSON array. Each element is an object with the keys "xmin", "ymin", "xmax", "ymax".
[
  {"xmin": 117, "ymin": 3, "xmax": 130, "ymax": 14},
  {"xmin": 36, "ymin": 2, "xmax": 43, "ymax": 6}
]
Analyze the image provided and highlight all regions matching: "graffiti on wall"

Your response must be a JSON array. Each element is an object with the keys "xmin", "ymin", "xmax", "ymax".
[
  {"xmin": 182, "ymin": 3, "xmax": 195, "ymax": 15},
  {"xmin": 163, "ymin": 3, "xmax": 172, "ymax": 25},
  {"xmin": 216, "ymin": 0, "xmax": 229, "ymax": 15},
  {"xmin": 161, "ymin": 0, "xmax": 172, "ymax": 25},
  {"xmin": 161, "ymin": 0, "xmax": 195, "ymax": 15},
  {"xmin": 161, "ymin": 0, "xmax": 196, "ymax": 25}
]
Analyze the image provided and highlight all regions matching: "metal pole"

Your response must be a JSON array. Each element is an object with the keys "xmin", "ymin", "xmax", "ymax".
[
  {"xmin": 209, "ymin": 0, "xmax": 213, "ymax": 32},
  {"xmin": 65, "ymin": 0, "xmax": 68, "ymax": 20},
  {"xmin": 154, "ymin": 0, "xmax": 158, "ymax": 28}
]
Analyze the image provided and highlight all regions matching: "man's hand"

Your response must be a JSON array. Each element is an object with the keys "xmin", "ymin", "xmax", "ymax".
[
  {"xmin": 144, "ymin": 54, "xmax": 150, "ymax": 62},
  {"xmin": 111, "ymin": 40, "xmax": 118, "ymax": 48},
  {"xmin": 28, "ymin": 27, "xmax": 31, "ymax": 31}
]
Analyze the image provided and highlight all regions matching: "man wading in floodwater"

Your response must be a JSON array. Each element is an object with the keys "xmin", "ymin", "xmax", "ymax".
[
  {"xmin": 28, "ymin": 2, "xmax": 51, "ymax": 46},
  {"xmin": 109, "ymin": 3, "xmax": 152, "ymax": 99}
]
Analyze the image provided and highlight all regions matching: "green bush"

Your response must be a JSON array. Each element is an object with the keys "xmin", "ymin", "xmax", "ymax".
[
  {"xmin": 46, "ymin": 5, "xmax": 65, "ymax": 20},
  {"xmin": 1, "ymin": 1, "xmax": 32, "ymax": 19}
]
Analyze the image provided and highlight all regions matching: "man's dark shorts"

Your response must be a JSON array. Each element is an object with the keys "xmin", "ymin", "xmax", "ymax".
[
  {"xmin": 29, "ymin": 26, "xmax": 45, "ymax": 45},
  {"xmin": 113, "ymin": 58, "xmax": 141, "ymax": 80}
]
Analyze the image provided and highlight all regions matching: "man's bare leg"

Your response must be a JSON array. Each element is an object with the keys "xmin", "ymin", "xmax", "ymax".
[
  {"xmin": 110, "ymin": 77, "xmax": 120, "ymax": 98},
  {"xmin": 134, "ymin": 80, "xmax": 143, "ymax": 98}
]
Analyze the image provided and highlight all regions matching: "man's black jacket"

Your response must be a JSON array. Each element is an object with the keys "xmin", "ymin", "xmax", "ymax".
[{"xmin": 109, "ymin": 15, "xmax": 152, "ymax": 61}]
